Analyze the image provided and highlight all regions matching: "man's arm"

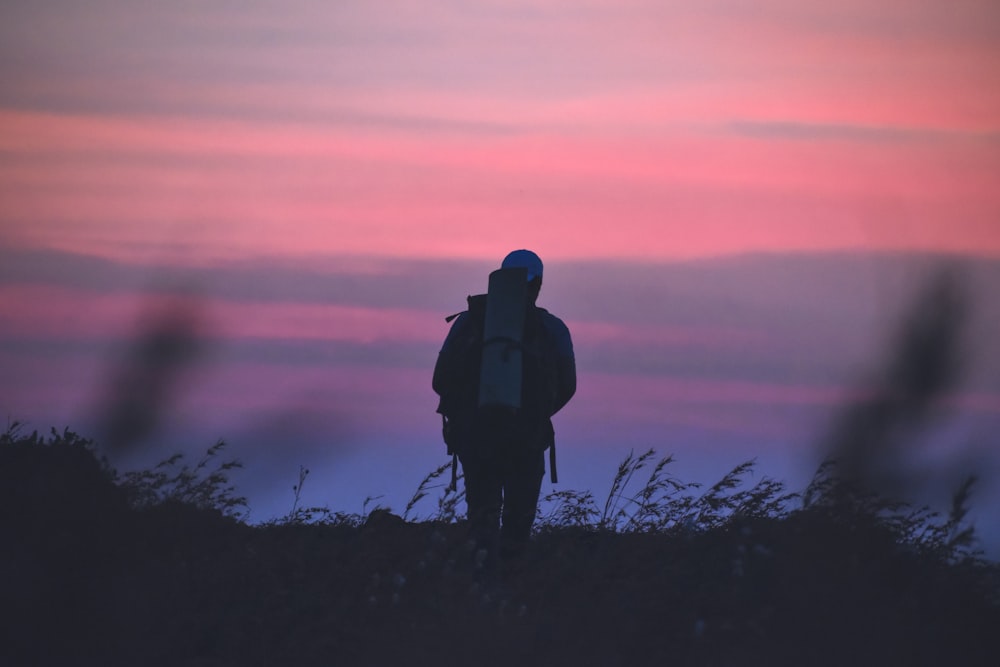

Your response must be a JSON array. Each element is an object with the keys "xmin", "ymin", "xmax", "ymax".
[
  {"xmin": 432, "ymin": 312, "xmax": 467, "ymax": 397},
  {"xmin": 545, "ymin": 313, "xmax": 576, "ymax": 415},
  {"xmin": 553, "ymin": 355, "xmax": 576, "ymax": 415}
]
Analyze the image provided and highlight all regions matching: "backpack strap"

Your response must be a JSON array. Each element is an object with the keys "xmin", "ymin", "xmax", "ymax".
[
  {"xmin": 549, "ymin": 441, "xmax": 558, "ymax": 484},
  {"xmin": 441, "ymin": 413, "xmax": 459, "ymax": 492}
]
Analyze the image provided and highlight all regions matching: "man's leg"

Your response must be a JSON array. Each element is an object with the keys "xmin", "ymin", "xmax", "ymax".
[
  {"xmin": 499, "ymin": 450, "xmax": 545, "ymax": 562},
  {"xmin": 461, "ymin": 454, "xmax": 503, "ymax": 574}
]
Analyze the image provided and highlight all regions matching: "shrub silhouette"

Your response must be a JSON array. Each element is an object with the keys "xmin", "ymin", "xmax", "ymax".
[{"xmin": 1, "ymin": 420, "xmax": 998, "ymax": 667}]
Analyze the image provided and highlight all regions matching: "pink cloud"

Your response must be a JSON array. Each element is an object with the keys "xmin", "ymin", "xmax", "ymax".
[
  {"xmin": 0, "ymin": 284, "xmax": 443, "ymax": 345},
  {"xmin": 581, "ymin": 372, "xmax": 861, "ymax": 410},
  {"xmin": 2, "ymin": 1, "xmax": 997, "ymax": 267},
  {"xmin": 0, "ymin": 285, "xmax": 149, "ymax": 340},
  {"xmin": 207, "ymin": 302, "xmax": 443, "ymax": 344},
  {"xmin": 3, "ymin": 106, "xmax": 997, "ymax": 265},
  {"xmin": 571, "ymin": 320, "xmax": 765, "ymax": 350}
]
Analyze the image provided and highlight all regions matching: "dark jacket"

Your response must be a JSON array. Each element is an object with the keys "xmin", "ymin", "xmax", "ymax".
[{"xmin": 432, "ymin": 302, "xmax": 576, "ymax": 453}]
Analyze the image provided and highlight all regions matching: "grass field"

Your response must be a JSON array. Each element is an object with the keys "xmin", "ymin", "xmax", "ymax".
[{"xmin": 3, "ymin": 424, "xmax": 997, "ymax": 667}]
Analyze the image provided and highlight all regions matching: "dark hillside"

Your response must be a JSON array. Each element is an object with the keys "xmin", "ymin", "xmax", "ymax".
[{"xmin": 2, "ymin": 426, "xmax": 997, "ymax": 667}]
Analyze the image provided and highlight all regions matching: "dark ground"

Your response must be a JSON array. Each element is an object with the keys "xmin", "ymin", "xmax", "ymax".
[{"xmin": 2, "ymin": 429, "xmax": 998, "ymax": 667}]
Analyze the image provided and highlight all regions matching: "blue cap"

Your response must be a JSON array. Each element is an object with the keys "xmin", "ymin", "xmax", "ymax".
[{"xmin": 501, "ymin": 249, "xmax": 543, "ymax": 282}]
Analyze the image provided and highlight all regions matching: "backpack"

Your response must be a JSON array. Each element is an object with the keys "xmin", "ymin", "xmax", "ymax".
[{"xmin": 435, "ymin": 294, "xmax": 560, "ymax": 487}]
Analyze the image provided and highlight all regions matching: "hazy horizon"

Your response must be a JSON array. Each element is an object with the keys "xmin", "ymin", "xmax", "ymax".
[{"xmin": 3, "ymin": 245, "xmax": 998, "ymax": 553}]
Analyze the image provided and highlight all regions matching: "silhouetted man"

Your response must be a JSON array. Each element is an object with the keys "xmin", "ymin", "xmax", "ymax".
[{"xmin": 433, "ymin": 249, "xmax": 576, "ymax": 573}]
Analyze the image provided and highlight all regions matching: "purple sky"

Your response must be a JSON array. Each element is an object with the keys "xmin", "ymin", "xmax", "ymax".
[
  {"xmin": 1, "ymin": 1, "xmax": 998, "ymax": 551},
  {"xmin": 2, "ymin": 248, "xmax": 998, "ymax": 554}
]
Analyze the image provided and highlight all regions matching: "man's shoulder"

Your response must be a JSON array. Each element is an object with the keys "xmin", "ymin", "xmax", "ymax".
[
  {"xmin": 534, "ymin": 307, "xmax": 574, "ymax": 356},
  {"xmin": 536, "ymin": 307, "xmax": 569, "ymax": 329}
]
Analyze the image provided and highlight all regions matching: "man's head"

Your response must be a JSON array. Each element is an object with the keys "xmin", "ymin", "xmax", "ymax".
[{"xmin": 501, "ymin": 249, "xmax": 543, "ymax": 301}]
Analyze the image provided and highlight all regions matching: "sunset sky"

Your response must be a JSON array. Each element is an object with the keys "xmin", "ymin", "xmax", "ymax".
[{"xmin": 1, "ymin": 1, "xmax": 998, "ymax": 544}]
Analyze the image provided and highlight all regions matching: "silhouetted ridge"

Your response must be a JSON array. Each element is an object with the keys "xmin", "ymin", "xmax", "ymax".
[{"xmin": 1, "ymin": 424, "xmax": 996, "ymax": 667}]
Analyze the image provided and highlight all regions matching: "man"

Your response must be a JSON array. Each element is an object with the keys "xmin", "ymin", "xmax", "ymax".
[{"xmin": 433, "ymin": 249, "xmax": 576, "ymax": 572}]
